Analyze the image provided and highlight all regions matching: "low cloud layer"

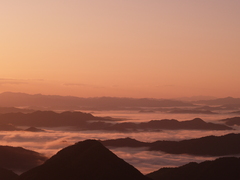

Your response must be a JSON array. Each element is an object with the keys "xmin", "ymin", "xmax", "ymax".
[{"xmin": 0, "ymin": 128, "xmax": 237, "ymax": 174}]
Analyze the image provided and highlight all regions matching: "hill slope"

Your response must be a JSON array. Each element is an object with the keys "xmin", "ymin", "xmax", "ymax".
[
  {"xmin": 102, "ymin": 133, "xmax": 240, "ymax": 156},
  {"xmin": 19, "ymin": 140, "xmax": 151, "ymax": 180},
  {"xmin": 0, "ymin": 167, "xmax": 18, "ymax": 180},
  {"xmin": 147, "ymin": 157, "xmax": 240, "ymax": 180}
]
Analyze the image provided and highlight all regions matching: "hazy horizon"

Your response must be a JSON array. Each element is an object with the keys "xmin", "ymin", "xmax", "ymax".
[{"xmin": 0, "ymin": 91, "xmax": 238, "ymax": 100}]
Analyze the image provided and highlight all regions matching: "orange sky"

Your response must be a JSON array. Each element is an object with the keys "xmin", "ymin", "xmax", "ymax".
[{"xmin": 1, "ymin": 0, "xmax": 240, "ymax": 98}]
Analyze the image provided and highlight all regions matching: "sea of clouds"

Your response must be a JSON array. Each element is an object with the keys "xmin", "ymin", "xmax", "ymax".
[{"xmin": 0, "ymin": 111, "xmax": 239, "ymax": 174}]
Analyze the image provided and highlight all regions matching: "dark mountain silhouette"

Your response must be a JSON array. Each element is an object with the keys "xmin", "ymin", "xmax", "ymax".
[
  {"xmin": 0, "ymin": 92, "xmax": 193, "ymax": 110},
  {"xmin": 18, "ymin": 140, "xmax": 151, "ymax": 180},
  {"xmin": 0, "ymin": 123, "xmax": 20, "ymax": 131},
  {"xmin": 24, "ymin": 127, "xmax": 45, "ymax": 132},
  {"xmin": 220, "ymin": 117, "xmax": 240, "ymax": 126},
  {"xmin": 104, "ymin": 118, "xmax": 233, "ymax": 131},
  {"xmin": 0, "ymin": 146, "xmax": 47, "ymax": 173},
  {"xmin": 0, "ymin": 111, "xmax": 108, "ymax": 127},
  {"xmin": 0, "ymin": 111, "xmax": 231, "ymax": 131},
  {"xmin": 146, "ymin": 157, "xmax": 240, "ymax": 180},
  {"xmin": 0, "ymin": 107, "xmax": 35, "ymax": 114},
  {"xmin": 149, "ymin": 133, "xmax": 240, "ymax": 156},
  {"xmin": 102, "ymin": 133, "xmax": 240, "ymax": 156},
  {"xmin": 0, "ymin": 167, "xmax": 18, "ymax": 180}
]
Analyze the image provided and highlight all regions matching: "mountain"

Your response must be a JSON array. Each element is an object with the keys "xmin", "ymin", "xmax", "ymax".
[
  {"xmin": 0, "ymin": 111, "xmax": 231, "ymax": 131},
  {"xmin": 0, "ymin": 107, "xmax": 35, "ymax": 114},
  {"xmin": 146, "ymin": 157, "xmax": 240, "ymax": 180},
  {"xmin": 220, "ymin": 117, "xmax": 240, "ymax": 126},
  {"xmin": 168, "ymin": 108, "xmax": 216, "ymax": 114},
  {"xmin": 194, "ymin": 97, "xmax": 240, "ymax": 106},
  {"xmin": 18, "ymin": 140, "xmax": 151, "ymax": 180},
  {"xmin": 102, "ymin": 133, "xmax": 240, "ymax": 156},
  {"xmin": 104, "ymin": 118, "xmax": 233, "ymax": 131},
  {"xmin": 0, "ymin": 146, "xmax": 47, "ymax": 173},
  {"xmin": 0, "ymin": 111, "xmax": 107, "ymax": 127},
  {"xmin": 0, "ymin": 123, "xmax": 20, "ymax": 131},
  {"xmin": 24, "ymin": 127, "xmax": 45, "ymax": 132},
  {"xmin": 0, "ymin": 92, "xmax": 193, "ymax": 110},
  {"xmin": 0, "ymin": 167, "xmax": 18, "ymax": 180},
  {"xmin": 149, "ymin": 133, "xmax": 240, "ymax": 156},
  {"xmin": 176, "ymin": 96, "xmax": 216, "ymax": 101}
]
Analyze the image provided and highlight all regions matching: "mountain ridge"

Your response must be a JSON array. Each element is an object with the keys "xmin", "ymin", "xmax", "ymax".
[
  {"xmin": 18, "ymin": 140, "xmax": 151, "ymax": 180},
  {"xmin": 0, "ymin": 92, "xmax": 193, "ymax": 110},
  {"xmin": 102, "ymin": 133, "xmax": 240, "ymax": 156}
]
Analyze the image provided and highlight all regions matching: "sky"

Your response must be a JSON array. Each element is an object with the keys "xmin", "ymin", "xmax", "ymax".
[{"xmin": 0, "ymin": 0, "xmax": 240, "ymax": 98}]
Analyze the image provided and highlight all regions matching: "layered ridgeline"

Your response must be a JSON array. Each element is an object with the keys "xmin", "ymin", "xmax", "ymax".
[
  {"xmin": 0, "ymin": 111, "xmax": 233, "ymax": 131},
  {"xmin": 0, "ymin": 140, "xmax": 239, "ymax": 180},
  {"xmin": 1, "ymin": 92, "xmax": 240, "ymax": 111},
  {"xmin": 102, "ymin": 133, "xmax": 240, "ymax": 156},
  {"xmin": 18, "ymin": 140, "xmax": 150, "ymax": 180},
  {"xmin": 0, "ymin": 111, "xmax": 109, "ymax": 128},
  {"xmin": 147, "ymin": 157, "xmax": 240, "ymax": 180},
  {"xmin": 194, "ymin": 97, "xmax": 240, "ymax": 106},
  {"xmin": 0, "ymin": 92, "xmax": 193, "ymax": 110}
]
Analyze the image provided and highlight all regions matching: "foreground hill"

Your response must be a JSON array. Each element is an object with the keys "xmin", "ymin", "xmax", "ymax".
[
  {"xmin": 102, "ymin": 133, "xmax": 240, "ymax": 156},
  {"xmin": 0, "ymin": 146, "xmax": 47, "ymax": 173},
  {"xmin": 18, "ymin": 140, "xmax": 150, "ymax": 180},
  {"xmin": 0, "ymin": 167, "xmax": 18, "ymax": 180},
  {"xmin": 146, "ymin": 157, "xmax": 240, "ymax": 180}
]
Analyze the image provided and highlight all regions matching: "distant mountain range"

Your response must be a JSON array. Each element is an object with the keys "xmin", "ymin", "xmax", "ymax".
[
  {"xmin": 0, "ymin": 92, "xmax": 193, "ymax": 110},
  {"xmin": 103, "ymin": 118, "xmax": 232, "ymax": 131},
  {"xmin": 102, "ymin": 133, "xmax": 240, "ymax": 156},
  {"xmin": 0, "ymin": 111, "xmax": 233, "ymax": 131},
  {"xmin": 1, "ymin": 92, "xmax": 240, "ymax": 111},
  {"xmin": 194, "ymin": 97, "xmax": 240, "ymax": 106},
  {"xmin": 176, "ymin": 95, "xmax": 217, "ymax": 101},
  {"xmin": 0, "ymin": 111, "xmax": 107, "ymax": 128},
  {"xmin": 0, "ymin": 123, "xmax": 20, "ymax": 131},
  {"xmin": 0, "ymin": 107, "xmax": 35, "ymax": 114}
]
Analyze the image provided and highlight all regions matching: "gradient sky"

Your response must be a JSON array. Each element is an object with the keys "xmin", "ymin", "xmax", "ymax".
[{"xmin": 1, "ymin": 0, "xmax": 240, "ymax": 98}]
